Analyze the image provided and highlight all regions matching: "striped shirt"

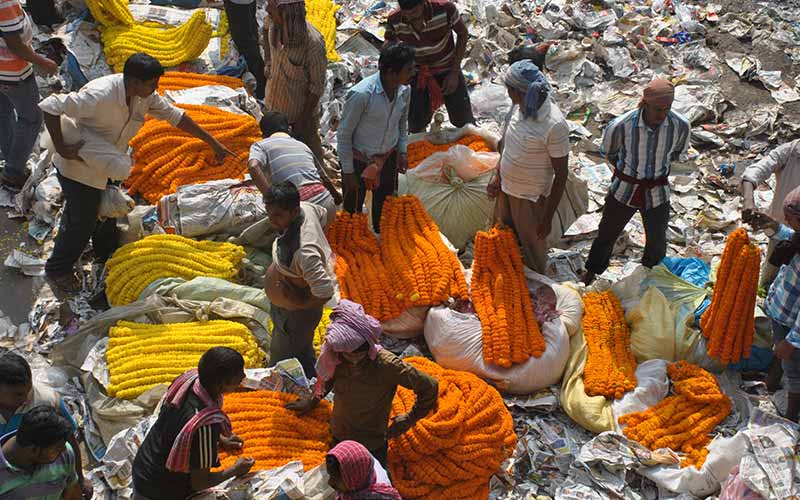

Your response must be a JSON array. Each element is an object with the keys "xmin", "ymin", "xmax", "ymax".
[
  {"xmin": 602, "ymin": 108, "xmax": 690, "ymax": 209},
  {"xmin": 766, "ymin": 224, "xmax": 800, "ymax": 349},
  {"xmin": 0, "ymin": 0, "xmax": 33, "ymax": 83},
  {"xmin": 264, "ymin": 20, "xmax": 327, "ymax": 124},
  {"xmin": 0, "ymin": 433, "xmax": 79, "ymax": 500},
  {"xmin": 385, "ymin": 0, "xmax": 463, "ymax": 75}
]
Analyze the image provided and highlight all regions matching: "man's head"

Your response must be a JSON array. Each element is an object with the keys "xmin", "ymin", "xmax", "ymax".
[
  {"xmin": 640, "ymin": 78, "xmax": 675, "ymax": 128},
  {"xmin": 784, "ymin": 185, "xmax": 800, "ymax": 232},
  {"xmin": 0, "ymin": 349, "xmax": 32, "ymax": 412},
  {"xmin": 340, "ymin": 341, "xmax": 370, "ymax": 365},
  {"xmin": 197, "ymin": 347, "xmax": 245, "ymax": 396},
  {"xmin": 266, "ymin": 0, "xmax": 308, "ymax": 46},
  {"xmin": 260, "ymin": 111, "xmax": 291, "ymax": 138},
  {"xmin": 399, "ymin": 0, "xmax": 425, "ymax": 25},
  {"xmin": 325, "ymin": 441, "xmax": 378, "ymax": 493},
  {"xmin": 379, "ymin": 42, "xmax": 416, "ymax": 87},
  {"xmin": 503, "ymin": 60, "xmax": 550, "ymax": 119},
  {"xmin": 264, "ymin": 181, "xmax": 301, "ymax": 231},
  {"xmin": 123, "ymin": 53, "xmax": 165, "ymax": 98},
  {"xmin": 15, "ymin": 406, "xmax": 73, "ymax": 466}
]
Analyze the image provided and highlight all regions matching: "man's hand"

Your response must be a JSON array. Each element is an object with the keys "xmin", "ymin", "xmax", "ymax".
[
  {"xmin": 487, "ymin": 171, "xmax": 501, "ymax": 199},
  {"xmin": 775, "ymin": 339, "xmax": 795, "ymax": 361},
  {"xmin": 80, "ymin": 478, "xmax": 93, "ymax": 499},
  {"xmin": 285, "ymin": 397, "xmax": 319, "ymax": 415},
  {"xmin": 537, "ymin": 216, "xmax": 552, "ymax": 238},
  {"xmin": 342, "ymin": 173, "xmax": 359, "ymax": 194},
  {"xmin": 442, "ymin": 68, "xmax": 461, "ymax": 95},
  {"xmin": 38, "ymin": 57, "xmax": 59, "ymax": 76},
  {"xmin": 220, "ymin": 433, "xmax": 244, "ymax": 452},
  {"xmin": 211, "ymin": 141, "xmax": 235, "ymax": 164},
  {"xmin": 331, "ymin": 189, "xmax": 343, "ymax": 205},
  {"xmin": 388, "ymin": 413, "xmax": 412, "ymax": 438},
  {"xmin": 230, "ymin": 457, "xmax": 255, "ymax": 477},
  {"xmin": 397, "ymin": 153, "xmax": 408, "ymax": 174},
  {"xmin": 749, "ymin": 211, "xmax": 780, "ymax": 233},
  {"xmin": 57, "ymin": 141, "xmax": 84, "ymax": 161}
]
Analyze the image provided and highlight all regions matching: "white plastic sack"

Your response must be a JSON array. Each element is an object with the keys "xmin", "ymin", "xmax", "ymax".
[
  {"xmin": 98, "ymin": 185, "xmax": 135, "ymax": 219},
  {"xmin": 381, "ymin": 306, "xmax": 430, "ymax": 340},
  {"xmin": 611, "ymin": 359, "xmax": 670, "ymax": 430},
  {"xmin": 410, "ymin": 144, "xmax": 498, "ymax": 182},
  {"xmin": 552, "ymin": 283, "xmax": 583, "ymax": 337}
]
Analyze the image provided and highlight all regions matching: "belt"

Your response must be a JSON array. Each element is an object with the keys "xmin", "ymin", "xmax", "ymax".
[
  {"xmin": 298, "ymin": 182, "xmax": 326, "ymax": 201},
  {"xmin": 613, "ymin": 167, "xmax": 669, "ymax": 208}
]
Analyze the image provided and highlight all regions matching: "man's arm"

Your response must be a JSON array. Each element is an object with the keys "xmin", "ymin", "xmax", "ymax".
[
  {"xmin": 262, "ymin": 22, "xmax": 272, "ymax": 81},
  {"xmin": 396, "ymin": 88, "xmax": 410, "ymax": 171},
  {"xmin": 442, "ymin": 6, "xmax": 468, "ymax": 95},
  {"xmin": 388, "ymin": 359, "xmax": 439, "ymax": 437},
  {"xmin": 3, "ymin": 33, "xmax": 58, "ymax": 74},
  {"xmin": 299, "ymin": 30, "xmax": 328, "ymax": 127},
  {"xmin": 175, "ymin": 114, "xmax": 234, "ymax": 163},
  {"xmin": 248, "ymin": 142, "xmax": 272, "ymax": 195},
  {"xmin": 188, "ymin": 426, "xmax": 253, "ymax": 491},
  {"xmin": 540, "ymin": 156, "xmax": 568, "ymax": 237},
  {"xmin": 313, "ymin": 154, "xmax": 342, "ymax": 204},
  {"xmin": 742, "ymin": 141, "xmax": 796, "ymax": 218},
  {"xmin": 600, "ymin": 117, "xmax": 624, "ymax": 166}
]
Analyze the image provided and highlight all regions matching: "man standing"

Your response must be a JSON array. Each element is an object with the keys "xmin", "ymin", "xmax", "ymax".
[
  {"xmin": 263, "ymin": 182, "xmax": 335, "ymax": 377},
  {"xmin": 487, "ymin": 60, "xmax": 570, "ymax": 274},
  {"xmin": 0, "ymin": 0, "xmax": 59, "ymax": 190},
  {"xmin": 223, "ymin": 0, "xmax": 266, "ymax": 99},
  {"xmin": 582, "ymin": 79, "xmax": 690, "ymax": 285},
  {"xmin": 263, "ymin": 0, "xmax": 327, "ymax": 164},
  {"xmin": 39, "ymin": 53, "xmax": 233, "ymax": 293},
  {"xmin": 384, "ymin": 0, "xmax": 474, "ymax": 133},
  {"xmin": 337, "ymin": 42, "xmax": 414, "ymax": 232}
]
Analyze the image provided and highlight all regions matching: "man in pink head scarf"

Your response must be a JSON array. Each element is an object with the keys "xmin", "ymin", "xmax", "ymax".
[{"xmin": 326, "ymin": 440, "xmax": 401, "ymax": 500}]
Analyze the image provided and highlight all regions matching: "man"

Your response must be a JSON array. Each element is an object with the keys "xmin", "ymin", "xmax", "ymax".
[
  {"xmin": 263, "ymin": 0, "xmax": 327, "ymax": 164},
  {"xmin": 326, "ymin": 441, "xmax": 400, "ymax": 499},
  {"xmin": 0, "ymin": 406, "xmax": 82, "ymax": 500},
  {"xmin": 263, "ymin": 181, "xmax": 335, "ymax": 377},
  {"xmin": 582, "ymin": 79, "xmax": 690, "ymax": 285},
  {"xmin": 39, "ymin": 53, "xmax": 233, "ymax": 293},
  {"xmin": 0, "ymin": 0, "xmax": 59, "ymax": 190},
  {"xmin": 223, "ymin": 0, "xmax": 266, "ymax": 99},
  {"xmin": 337, "ymin": 42, "xmax": 414, "ymax": 232},
  {"xmin": 249, "ymin": 111, "xmax": 341, "ymax": 226},
  {"xmin": 487, "ymin": 60, "xmax": 570, "ymax": 274},
  {"xmin": 132, "ymin": 347, "xmax": 255, "ymax": 500},
  {"xmin": 287, "ymin": 300, "xmax": 438, "ymax": 468},
  {"xmin": 385, "ymin": 0, "xmax": 474, "ymax": 133}
]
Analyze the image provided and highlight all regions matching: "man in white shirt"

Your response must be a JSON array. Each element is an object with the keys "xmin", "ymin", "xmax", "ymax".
[
  {"xmin": 39, "ymin": 53, "xmax": 233, "ymax": 293},
  {"xmin": 487, "ymin": 60, "xmax": 570, "ymax": 274}
]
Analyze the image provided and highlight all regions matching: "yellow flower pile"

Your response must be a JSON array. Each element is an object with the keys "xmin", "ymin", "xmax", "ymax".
[
  {"xmin": 105, "ymin": 234, "xmax": 245, "ymax": 306},
  {"xmin": 106, "ymin": 320, "xmax": 264, "ymax": 400},
  {"xmin": 306, "ymin": 0, "xmax": 339, "ymax": 62},
  {"xmin": 84, "ymin": 0, "xmax": 133, "ymax": 27}
]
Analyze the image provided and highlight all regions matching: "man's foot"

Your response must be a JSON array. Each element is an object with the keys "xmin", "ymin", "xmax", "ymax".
[
  {"xmin": 766, "ymin": 358, "xmax": 783, "ymax": 393},
  {"xmin": 580, "ymin": 269, "xmax": 596, "ymax": 286},
  {"xmin": 0, "ymin": 173, "xmax": 26, "ymax": 191},
  {"xmin": 785, "ymin": 392, "xmax": 800, "ymax": 423},
  {"xmin": 46, "ymin": 271, "xmax": 82, "ymax": 294}
]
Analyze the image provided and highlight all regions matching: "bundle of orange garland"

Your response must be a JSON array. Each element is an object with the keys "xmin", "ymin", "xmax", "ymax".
[
  {"xmin": 217, "ymin": 390, "xmax": 332, "ymax": 472},
  {"xmin": 326, "ymin": 212, "xmax": 402, "ymax": 321},
  {"xmin": 380, "ymin": 196, "xmax": 469, "ymax": 308},
  {"xmin": 699, "ymin": 227, "xmax": 760, "ymax": 364},
  {"xmin": 389, "ymin": 357, "xmax": 517, "ymax": 500},
  {"xmin": 619, "ymin": 360, "xmax": 732, "ymax": 468},
  {"xmin": 471, "ymin": 227, "xmax": 545, "ymax": 368},
  {"xmin": 157, "ymin": 71, "xmax": 244, "ymax": 94},
  {"xmin": 126, "ymin": 104, "xmax": 260, "ymax": 203},
  {"xmin": 407, "ymin": 135, "xmax": 491, "ymax": 169},
  {"xmin": 582, "ymin": 290, "xmax": 638, "ymax": 399}
]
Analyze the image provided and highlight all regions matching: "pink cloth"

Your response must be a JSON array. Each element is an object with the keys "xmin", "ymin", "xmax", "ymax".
[
  {"xmin": 783, "ymin": 185, "xmax": 800, "ymax": 231},
  {"xmin": 164, "ymin": 369, "xmax": 232, "ymax": 473},
  {"xmin": 327, "ymin": 441, "xmax": 402, "ymax": 500}
]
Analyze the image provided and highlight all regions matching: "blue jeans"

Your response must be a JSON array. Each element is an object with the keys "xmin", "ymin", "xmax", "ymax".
[
  {"xmin": 771, "ymin": 319, "xmax": 800, "ymax": 393},
  {"xmin": 0, "ymin": 76, "xmax": 43, "ymax": 179}
]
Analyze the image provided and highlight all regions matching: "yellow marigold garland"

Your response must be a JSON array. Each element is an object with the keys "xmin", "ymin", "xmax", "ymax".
[
  {"xmin": 472, "ymin": 227, "xmax": 545, "ymax": 368},
  {"xmin": 407, "ymin": 135, "xmax": 491, "ymax": 169},
  {"xmin": 619, "ymin": 360, "xmax": 732, "ymax": 469},
  {"xmin": 106, "ymin": 320, "xmax": 264, "ymax": 400},
  {"xmin": 105, "ymin": 234, "xmax": 245, "ymax": 306},
  {"xmin": 218, "ymin": 390, "xmax": 332, "ymax": 471},
  {"xmin": 582, "ymin": 290, "xmax": 638, "ymax": 399},
  {"xmin": 389, "ymin": 357, "xmax": 517, "ymax": 500},
  {"xmin": 157, "ymin": 71, "xmax": 244, "ymax": 94},
  {"xmin": 306, "ymin": 0, "xmax": 340, "ymax": 62},
  {"xmin": 84, "ymin": 0, "xmax": 133, "ymax": 27}
]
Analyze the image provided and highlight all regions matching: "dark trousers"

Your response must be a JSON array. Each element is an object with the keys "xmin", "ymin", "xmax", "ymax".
[
  {"xmin": 342, "ymin": 153, "xmax": 397, "ymax": 233},
  {"xmin": 585, "ymin": 195, "xmax": 669, "ymax": 275},
  {"xmin": 45, "ymin": 172, "xmax": 119, "ymax": 277},
  {"xmin": 268, "ymin": 303, "xmax": 323, "ymax": 378},
  {"xmin": 409, "ymin": 70, "xmax": 475, "ymax": 133},
  {"xmin": 223, "ymin": 0, "xmax": 266, "ymax": 100}
]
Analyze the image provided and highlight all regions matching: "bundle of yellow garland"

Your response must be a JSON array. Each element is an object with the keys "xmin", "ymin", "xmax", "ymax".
[
  {"xmin": 105, "ymin": 234, "xmax": 245, "ymax": 306},
  {"xmin": 471, "ymin": 227, "xmax": 545, "ymax": 368},
  {"xmin": 106, "ymin": 320, "xmax": 264, "ymax": 400},
  {"xmin": 699, "ymin": 228, "xmax": 760, "ymax": 364},
  {"xmin": 389, "ymin": 357, "xmax": 517, "ymax": 500},
  {"xmin": 157, "ymin": 71, "xmax": 244, "ymax": 94},
  {"xmin": 326, "ymin": 212, "xmax": 402, "ymax": 321},
  {"xmin": 380, "ymin": 196, "xmax": 469, "ymax": 308},
  {"xmin": 407, "ymin": 135, "xmax": 492, "ymax": 169},
  {"xmin": 306, "ymin": 0, "xmax": 340, "ymax": 62},
  {"xmin": 84, "ymin": 0, "xmax": 133, "ymax": 26},
  {"xmin": 126, "ymin": 104, "xmax": 260, "ymax": 203},
  {"xmin": 582, "ymin": 290, "xmax": 638, "ymax": 399},
  {"xmin": 218, "ymin": 390, "xmax": 332, "ymax": 471},
  {"xmin": 619, "ymin": 360, "xmax": 732, "ymax": 468}
]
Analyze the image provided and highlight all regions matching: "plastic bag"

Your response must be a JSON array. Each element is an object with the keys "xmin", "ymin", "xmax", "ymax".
[
  {"xmin": 627, "ymin": 286, "xmax": 676, "ymax": 362},
  {"xmin": 98, "ymin": 185, "xmax": 135, "ymax": 219},
  {"xmin": 552, "ymin": 283, "xmax": 583, "ymax": 337},
  {"xmin": 560, "ymin": 329, "xmax": 615, "ymax": 434},
  {"xmin": 719, "ymin": 466, "xmax": 765, "ymax": 500},
  {"xmin": 611, "ymin": 359, "xmax": 670, "ymax": 429},
  {"xmin": 381, "ymin": 306, "xmax": 430, "ymax": 340},
  {"xmin": 411, "ymin": 144, "xmax": 498, "ymax": 182}
]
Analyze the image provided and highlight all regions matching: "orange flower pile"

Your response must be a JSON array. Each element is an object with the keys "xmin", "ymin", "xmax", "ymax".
[
  {"xmin": 390, "ymin": 357, "xmax": 517, "ymax": 500},
  {"xmin": 619, "ymin": 360, "xmax": 732, "ymax": 469},
  {"xmin": 582, "ymin": 290, "xmax": 638, "ymax": 399},
  {"xmin": 407, "ymin": 135, "xmax": 491, "ymax": 169},
  {"xmin": 157, "ymin": 71, "xmax": 244, "ymax": 94},
  {"xmin": 218, "ymin": 390, "xmax": 332, "ymax": 472},
  {"xmin": 700, "ymin": 227, "xmax": 760, "ymax": 364},
  {"xmin": 471, "ymin": 227, "xmax": 545, "ymax": 368},
  {"xmin": 126, "ymin": 104, "xmax": 260, "ymax": 203},
  {"xmin": 380, "ymin": 195, "xmax": 469, "ymax": 308},
  {"xmin": 326, "ymin": 212, "xmax": 402, "ymax": 321}
]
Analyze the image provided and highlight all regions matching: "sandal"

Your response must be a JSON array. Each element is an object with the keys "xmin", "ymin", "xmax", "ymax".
[
  {"xmin": 46, "ymin": 272, "xmax": 82, "ymax": 294},
  {"xmin": 0, "ymin": 173, "xmax": 26, "ymax": 191}
]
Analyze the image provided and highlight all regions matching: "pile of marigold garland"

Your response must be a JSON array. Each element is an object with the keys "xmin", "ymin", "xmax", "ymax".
[
  {"xmin": 582, "ymin": 290, "xmax": 638, "ymax": 399},
  {"xmin": 389, "ymin": 357, "xmax": 517, "ymax": 500},
  {"xmin": 106, "ymin": 320, "xmax": 263, "ymax": 400},
  {"xmin": 105, "ymin": 234, "xmax": 245, "ymax": 306},
  {"xmin": 126, "ymin": 104, "xmax": 260, "ymax": 203},
  {"xmin": 218, "ymin": 390, "xmax": 332, "ymax": 471},
  {"xmin": 619, "ymin": 360, "xmax": 732, "ymax": 468},
  {"xmin": 407, "ymin": 135, "xmax": 491, "ymax": 169},
  {"xmin": 157, "ymin": 71, "xmax": 244, "ymax": 94},
  {"xmin": 700, "ymin": 227, "xmax": 760, "ymax": 364},
  {"xmin": 471, "ymin": 227, "xmax": 545, "ymax": 368}
]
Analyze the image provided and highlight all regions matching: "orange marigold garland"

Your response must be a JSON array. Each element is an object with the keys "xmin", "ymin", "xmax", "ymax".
[
  {"xmin": 157, "ymin": 71, "xmax": 244, "ymax": 94},
  {"xmin": 699, "ymin": 228, "xmax": 760, "ymax": 364},
  {"xmin": 407, "ymin": 135, "xmax": 491, "ymax": 169},
  {"xmin": 619, "ymin": 361, "xmax": 732, "ymax": 469},
  {"xmin": 218, "ymin": 390, "xmax": 332, "ymax": 472},
  {"xmin": 582, "ymin": 290, "xmax": 638, "ymax": 399},
  {"xmin": 472, "ymin": 227, "xmax": 545, "ymax": 368},
  {"xmin": 389, "ymin": 357, "xmax": 517, "ymax": 500}
]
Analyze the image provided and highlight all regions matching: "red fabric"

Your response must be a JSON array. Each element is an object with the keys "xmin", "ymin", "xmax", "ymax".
[
  {"xmin": 416, "ymin": 65, "xmax": 445, "ymax": 113},
  {"xmin": 298, "ymin": 182, "xmax": 326, "ymax": 201},
  {"xmin": 327, "ymin": 441, "xmax": 402, "ymax": 500},
  {"xmin": 613, "ymin": 167, "xmax": 669, "ymax": 209}
]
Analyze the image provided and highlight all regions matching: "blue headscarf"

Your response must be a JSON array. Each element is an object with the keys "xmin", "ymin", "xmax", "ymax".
[{"xmin": 504, "ymin": 60, "xmax": 551, "ymax": 119}]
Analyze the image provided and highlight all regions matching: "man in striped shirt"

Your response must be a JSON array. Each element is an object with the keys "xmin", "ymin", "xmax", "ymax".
[
  {"xmin": 385, "ymin": 0, "xmax": 474, "ymax": 133},
  {"xmin": 583, "ymin": 79, "xmax": 690, "ymax": 285}
]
